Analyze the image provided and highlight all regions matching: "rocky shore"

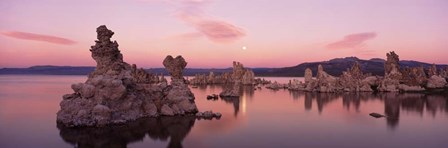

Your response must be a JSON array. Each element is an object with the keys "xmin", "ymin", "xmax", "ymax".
[{"xmin": 266, "ymin": 51, "xmax": 448, "ymax": 92}]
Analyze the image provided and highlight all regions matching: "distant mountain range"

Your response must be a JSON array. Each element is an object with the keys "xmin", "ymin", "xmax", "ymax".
[{"xmin": 1, "ymin": 57, "xmax": 446, "ymax": 77}]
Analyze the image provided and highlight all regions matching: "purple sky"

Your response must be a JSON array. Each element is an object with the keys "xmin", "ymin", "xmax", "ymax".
[{"xmin": 1, "ymin": 0, "xmax": 447, "ymax": 68}]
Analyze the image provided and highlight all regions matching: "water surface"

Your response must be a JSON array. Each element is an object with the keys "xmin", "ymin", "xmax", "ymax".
[{"xmin": 0, "ymin": 75, "xmax": 447, "ymax": 148}]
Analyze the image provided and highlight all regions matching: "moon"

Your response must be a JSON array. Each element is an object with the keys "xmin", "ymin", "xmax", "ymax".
[{"xmin": 242, "ymin": 46, "xmax": 247, "ymax": 50}]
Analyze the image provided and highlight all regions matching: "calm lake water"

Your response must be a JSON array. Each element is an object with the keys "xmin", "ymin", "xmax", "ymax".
[{"xmin": 0, "ymin": 75, "xmax": 447, "ymax": 148}]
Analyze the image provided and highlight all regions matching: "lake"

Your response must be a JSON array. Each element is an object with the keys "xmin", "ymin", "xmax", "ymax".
[{"xmin": 0, "ymin": 75, "xmax": 447, "ymax": 148}]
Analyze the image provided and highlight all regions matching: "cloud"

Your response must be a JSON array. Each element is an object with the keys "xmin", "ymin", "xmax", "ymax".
[
  {"xmin": 170, "ymin": 0, "xmax": 246, "ymax": 43},
  {"xmin": 1, "ymin": 31, "xmax": 76, "ymax": 45},
  {"xmin": 170, "ymin": 32, "xmax": 203, "ymax": 41},
  {"xmin": 327, "ymin": 32, "xmax": 376, "ymax": 49},
  {"xmin": 177, "ymin": 13, "xmax": 245, "ymax": 43}
]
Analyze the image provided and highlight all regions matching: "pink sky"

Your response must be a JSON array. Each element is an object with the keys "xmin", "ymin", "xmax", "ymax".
[{"xmin": 0, "ymin": 0, "xmax": 447, "ymax": 68}]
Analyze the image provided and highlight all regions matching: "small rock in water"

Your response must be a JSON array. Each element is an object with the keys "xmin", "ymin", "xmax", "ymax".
[
  {"xmin": 369, "ymin": 113, "xmax": 386, "ymax": 118},
  {"xmin": 196, "ymin": 110, "xmax": 222, "ymax": 120},
  {"xmin": 206, "ymin": 94, "xmax": 219, "ymax": 100}
]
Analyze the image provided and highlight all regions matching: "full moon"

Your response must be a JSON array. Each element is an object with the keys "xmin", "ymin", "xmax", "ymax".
[{"xmin": 242, "ymin": 46, "xmax": 247, "ymax": 50}]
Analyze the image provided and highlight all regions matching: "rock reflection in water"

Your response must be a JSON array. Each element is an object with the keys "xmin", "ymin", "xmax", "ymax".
[
  {"xmin": 289, "ymin": 91, "xmax": 448, "ymax": 129},
  {"xmin": 378, "ymin": 93, "xmax": 447, "ymax": 130},
  {"xmin": 220, "ymin": 97, "xmax": 240, "ymax": 117},
  {"xmin": 302, "ymin": 93, "xmax": 340, "ymax": 113},
  {"xmin": 57, "ymin": 116, "xmax": 195, "ymax": 148},
  {"xmin": 219, "ymin": 85, "xmax": 255, "ymax": 117}
]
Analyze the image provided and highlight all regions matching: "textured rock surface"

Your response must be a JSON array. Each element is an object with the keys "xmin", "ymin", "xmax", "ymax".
[
  {"xmin": 219, "ymin": 82, "xmax": 241, "ymax": 97},
  {"xmin": 196, "ymin": 111, "xmax": 222, "ymax": 119},
  {"xmin": 57, "ymin": 25, "xmax": 197, "ymax": 127},
  {"xmin": 304, "ymin": 68, "xmax": 313, "ymax": 83},
  {"xmin": 440, "ymin": 67, "xmax": 448, "ymax": 78},
  {"xmin": 384, "ymin": 51, "xmax": 402, "ymax": 80},
  {"xmin": 427, "ymin": 75, "xmax": 447, "ymax": 89},
  {"xmin": 163, "ymin": 55, "xmax": 187, "ymax": 79},
  {"xmin": 266, "ymin": 81, "xmax": 288, "ymax": 90},
  {"xmin": 401, "ymin": 66, "xmax": 427, "ymax": 86},
  {"xmin": 378, "ymin": 51, "xmax": 402, "ymax": 92},
  {"xmin": 338, "ymin": 62, "xmax": 373, "ymax": 92},
  {"xmin": 268, "ymin": 51, "xmax": 447, "ymax": 93},
  {"xmin": 398, "ymin": 84, "xmax": 425, "ymax": 92},
  {"xmin": 427, "ymin": 64, "xmax": 438, "ymax": 77},
  {"xmin": 189, "ymin": 61, "xmax": 269, "ymax": 85}
]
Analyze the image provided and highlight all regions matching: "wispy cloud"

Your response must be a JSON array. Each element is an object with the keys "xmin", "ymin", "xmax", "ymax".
[
  {"xmin": 177, "ymin": 13, "xmax": 245, "ymax": 43},
  {"xmin": 170, "ymin": 32, "xmax": 203, "ymax": 41},
  {"xmin": 1, "ymin": 31, "xmax": 76, "ymax": 45},
  {"xmin": 169, "ymin": 0, "xmax": 246, "ymax": 43},
  {"xmin": 327, "ymin": 32, "xmax": 376, "ymax": 49}
]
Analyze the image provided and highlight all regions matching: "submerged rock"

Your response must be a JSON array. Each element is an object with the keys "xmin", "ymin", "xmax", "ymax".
[
  {"xmin": 206, "ymin": 94, "xmax": 219, "ymax": 100},
  {"xmin": 369, "ymin": 113, "xmax": 387, "ymax": 118},
  {"xmin": 196, "ymin": 111, "xmax": 222, "ymax": 120},
  {"xmin": 57, "ymin": 25, "xmax": 197, "ymax": 127}
]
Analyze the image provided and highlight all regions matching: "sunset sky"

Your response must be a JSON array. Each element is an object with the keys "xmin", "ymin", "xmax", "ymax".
[{"xmin": 1, "ymin": 0, "xmax": 447, "ymax": 68}]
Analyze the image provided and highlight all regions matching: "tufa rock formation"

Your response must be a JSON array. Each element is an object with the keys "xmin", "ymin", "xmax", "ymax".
[
  {"xmin": 304, "ymin": 68, "xmax": 313, "ymax": 83},
  {"xmin": 189, "ymin": 61, "xmax": 270, "ymax": 97},
  {"xmin": 57, "ymin": 25, "xmax": 198, "ymax": 127},
  {"xmin": 189, "ymin": 61, "xmax": 269, "ymax": 85},
  {"xmin": 378, "ymin": 51, "xmax": 402, "ymax": 92},
  {"xmin": 427, "ymin": 75, "xmax": 447, "ymax": 89},
  {"xmin": 384, "ymin": 51, "xmax": 402, "ymax": 80},
  {"xmin": 160, "ymin": 55, "xmax": 198, "ymax": 117},
  {"xmin": 270, "ymin": 51, "xmax": 447, "ymax": 92},
  {"xmin": 428, "ymin": 64, "xmax": 438, "ymax": 77},
  {"xmin": 163, "ymin": 56, "xmax": 187, "ymax": 79},
  {"xmin": 338, "ymin": 61, "xmax": 373, "ymax": 92}
]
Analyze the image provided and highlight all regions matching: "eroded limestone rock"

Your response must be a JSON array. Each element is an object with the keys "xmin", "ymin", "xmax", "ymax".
[
  {"xmin": 427, "ymin": 75, "xmax": 447, "ymax": 89},
  {"xmin": 163, "ymin": 55, "xmax": 187, "ymax": 79},
  {"xmin": 304, "ymin": 68, "xmax": 313, "ymax": 83},
  {"xmin": 384, "ymin": 51, "xmax": 402, "ymax": 80},
  {"xmin": 401, "ymin": 66, "xmax": 427, "ymax": 86},
  {"xmin": 57, "ymin": 25, "xmax": 198, "ymax": 127},
  {"xmin": 378, "ymin": 51, "xmax": 402, "ymax": 92},
  {"xmin": 189, "ymin": 61, "xmax": 268, "ymax": 85},
  {"xmin": 428, "ymin": 64, "xmax": 438, "ymax": 77}
]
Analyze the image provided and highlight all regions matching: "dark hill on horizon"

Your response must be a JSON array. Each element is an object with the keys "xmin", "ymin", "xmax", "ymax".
[
  {"xmin": 1, "ymin": 57, "xmax": 447, "ymax": 77},
  {"xmin": 256, "ymin": 57, "xmax": 448, "ymax": 77}
]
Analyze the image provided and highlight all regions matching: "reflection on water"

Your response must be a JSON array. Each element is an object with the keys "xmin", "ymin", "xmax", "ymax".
[
  {"xmin": 58, "ymin": 116, "xmax": 195, "ymax": 148},
  {"xmin": 1, "ymin": 75, "xmax": 447, "ymax": 148},
  {"xmin": 196, "ymin": 85, "xmax": 255, "ymax": 118},
  {"xmin": 288, "ymin": 90, "xmax": 448, "ymax": 129},
  {"xmin": 220, "ymin": 97, "xmax": 240, "ymax": 117}
]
